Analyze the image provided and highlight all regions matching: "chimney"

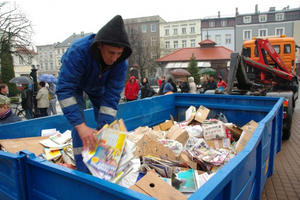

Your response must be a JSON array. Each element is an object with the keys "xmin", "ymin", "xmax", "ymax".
[
  {"xmin": 73, "ymin": 33, "xmax": 76, "ymax": 37},
  {"xmin": 269, "ymin": 7, "xmax": 276, "ymax": 11},
  {"xmin": 236, "ymin": 7, "xmax": 239, "ymax": 16},
  {"xmin": 218, "ymin": 11, "xmax": 220, "ymax": 18},
  {"xmin": 255, "ymin": 4, "xmax": 258, "ymax": 13},
  {"xmin": 81, "ymin": 31, "xmax": 84, "ymax": 36}
]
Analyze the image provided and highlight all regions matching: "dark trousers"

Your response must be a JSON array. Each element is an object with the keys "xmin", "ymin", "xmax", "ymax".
[
  {"xmin": 39, "ymin": 108, "xmax": 48, "ymax": 117},
  {"xmin": 25, "ymin": 109, "xmax": 34, "ymax": 119}
]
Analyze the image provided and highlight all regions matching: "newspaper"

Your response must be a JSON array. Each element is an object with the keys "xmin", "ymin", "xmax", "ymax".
[{"xmin": 83, "ymin": 128, "xmax": 127, "ymax": 181}]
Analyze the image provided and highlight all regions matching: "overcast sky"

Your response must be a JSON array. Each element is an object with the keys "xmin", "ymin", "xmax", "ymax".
[{"xmin": 15, "ymin": 0, "xmax": 300, "ymax": 46}]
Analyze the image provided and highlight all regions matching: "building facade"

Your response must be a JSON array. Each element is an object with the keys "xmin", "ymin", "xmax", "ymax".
[
  {"xmin": 235, "ymin": 5, "xmax": 300, "ymax": 53},
  {"xmin": 36, "ymin": 44, "xmax": 57, "ymax": 76},
  {"xmin": 159, "ymin": 19, "xmax": 202, "ymax": 57},
  {"xmin": 13, "ymin": 45, "xmax": 38, "ymax": 77},
  {"xmin": 201, "ymin": 13, "xmax": 235, "ymax": 51}
]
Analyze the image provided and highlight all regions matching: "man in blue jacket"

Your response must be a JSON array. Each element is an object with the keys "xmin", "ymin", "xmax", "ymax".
[{"xmin": 56, "ymin": 15, "xmax": 132, "ymax": 173}]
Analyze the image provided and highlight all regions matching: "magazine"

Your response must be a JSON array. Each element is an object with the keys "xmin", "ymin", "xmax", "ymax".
[{"xmin": 84, "ymin": 128, "xmax": 127, "ymax": 181}]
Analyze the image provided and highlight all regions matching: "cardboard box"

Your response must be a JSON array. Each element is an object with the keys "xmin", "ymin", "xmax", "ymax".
[
  {"xmin": 235, "ymin": 120, "xmax": 258, "ymax": 154},
  {"xmin": 205, "ymin": 138, "xmax": 231, "ymax": 150},
  {"xmin": 130, "ymin": 172, "xmax": 187, "ymax": 200},
  {"xmin": 178, "ymin": 151, "xmax": 197, "ymax": 169},
  {"xmin": 166, "ymin": 125, "xmax": 189, "ymax": 146},
  {"xmin": 0, "ymin": 136, "xmax": 49, "ymax": 156},
  {"xmin": 153, "ymin": 115, "xmax": 174, "ymax": 131},
  {"xmin": 225, "ymin": 124, "xmax": 243, "ymax": 140},
  {"xmin": 134, "ymin": 135, "xmax": 176, "ymax": 160},
  {"xmin": 185, "ymin": 106, "xmax": 196, "ymax": 124},
  {"xmin": 194, "ymin": 105, "xmax": 210, "ymax": 123}
]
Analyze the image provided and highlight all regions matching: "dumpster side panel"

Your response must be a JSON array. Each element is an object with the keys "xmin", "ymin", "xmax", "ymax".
[
  {"xmin": 23, "ymin": 155, "xmax": 155, "ymax": 200},
  {"xmin": 0, "ymin": 152, "xmax": 26, "ymax": 200}
]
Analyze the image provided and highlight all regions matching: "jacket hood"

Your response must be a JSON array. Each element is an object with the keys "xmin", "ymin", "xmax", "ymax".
[
  {"xmin": 90, "ymin": 15, "xmax": 132, "ymax": 66},
  {"xmin": 129, "ymin": 76, "xmax": 136, "ymax": 82},
  {"xmin": 188, "ymin": 77, "xmax": 194, "ymax": 83},
  {"xmin": 163, "ymin": 83, "xmax": 173, "ymax": 94}
]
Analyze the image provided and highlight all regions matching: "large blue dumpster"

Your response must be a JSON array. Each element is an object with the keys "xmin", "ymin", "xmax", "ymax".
[{"xmin": 0, "ymin": 94, "xmax": 283, "ymax": 200}]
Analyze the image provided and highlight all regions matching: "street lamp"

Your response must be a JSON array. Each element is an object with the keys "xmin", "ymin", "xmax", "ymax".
[{"xmin": 30, "ymin": 65, "xmax": 40, "ymax": 118}]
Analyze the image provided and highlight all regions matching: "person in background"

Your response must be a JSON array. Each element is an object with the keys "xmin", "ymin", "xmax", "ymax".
[
  {"xmin": 141, "ymin": 77, "xmax": 151, "ymax": 99},
  {"xmin": 158, "ymin": 75, "xmax": 166, "ymax": 95},
  {"xmin": 21, "ymin": 84, "xmax": 34, "ymax": 119},
  {"xmin": 178, "ymin": 76, "xmax": 189, "ymax": 93},
  {"xmin": 55, "ymin": 15, "xmax": 132, "ymax": 174},
  {"xmin": 47, "ymin": 82, "xmax": 57, "ymax": 115},
  {"xmin": 167, "ymin": 78, "xmax": 177, "ymax": 93},
  {"xmin": 188, "ymin": 77, "xmax": 197, "ymax": 93},
  {"xmin": 36, "ymin": 81, "xmax": 49, "ymax": 117},
  {"xmin": 217, "ymin": 76, "xmax": 227, "ymax": 89},
  {"xmin": 124, "ymin": 76, "xmax": 139, "ymax": 102},
  {"xmin": 0, "ymin": 83, "xmax": 8, "ymax": 96},
  {"xmin": 0, "ymin": 95, "xmax": 22, "ymax": 124},
  {"xmin": 207, "ymin": 75, "xmax": 217, "ymax": 90},
  {"xmin": 163, "ymin": 82, "xmax": 174, "ymax": 95}
]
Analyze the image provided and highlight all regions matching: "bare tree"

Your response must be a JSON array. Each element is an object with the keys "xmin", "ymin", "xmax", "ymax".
[
  {"xmin": 0, "ymin": 1, "xmax": 33, "ymax": 94},
  {"xmin": 125, "ymin": 24, "xmax": 160, "ymax": 82}
]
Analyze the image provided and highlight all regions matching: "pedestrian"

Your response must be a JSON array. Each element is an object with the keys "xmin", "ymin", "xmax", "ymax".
[
  {"xmin": 36, "ymin": 81, "xmax": 49, "ymax": 117},
  {"xmin": 163, "ymin": 82, "xmax": 174, "ymax": 95},
  {"xmin": 55, "ymin": 15, "xmax": 132, "ymax": 173},
  {"xmin": 141, "ymin": 77, "xmax": 152, "ymax": 99},
  {"xmin": 47, "ymin": 82, "xmax": 57, "ymax": 115},
  {"xmin": 217, "ymin": 76, "xmax": 227, "ymax": 89},
  {"xmin": 0, "ymin": 95, "xmax": 22, "ymax": 124},
  {"xmin": 0, "ymin": 83, "xmax": 8, "ymax": 96},
  {"xmin": 124, "ymin": 76, "xmax": 139, "ymax": 102},
  {"xmin": 178, "ymin": 76, "xmax": 189, "ymax": 93},
  {"xmin": 158, "ymin": 75, "xmax": 166, "ymax": 95},
  {"xmin": 207, "ymin": 75, "xmax": 217, "ymax": 90},
  {"xmin": 188, "ymin": 77, "xmax": 197, "ymax": 93},
  {"xmin": 21, "ymin": 84, "xmax": 34, "ymax": 119},
  {"xmin": 167, "ymin": 78, "xmax": 177, "ymax": 93}
]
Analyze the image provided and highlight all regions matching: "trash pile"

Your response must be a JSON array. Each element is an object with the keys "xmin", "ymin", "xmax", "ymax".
[{"xmin": 37, "ymin": 105, "xmax": 258, "ymax": 199}]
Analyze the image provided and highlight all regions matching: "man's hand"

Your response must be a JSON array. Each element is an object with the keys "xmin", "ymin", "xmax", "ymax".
[{"xmin": 75, "ymin": 123, "xmax": 98, "ymax": 150}]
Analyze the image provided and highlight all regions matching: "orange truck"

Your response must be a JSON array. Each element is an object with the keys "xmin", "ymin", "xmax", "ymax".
[{"xmin": 227, "ymin": 35, "xmax": 299, "ymax": 139}]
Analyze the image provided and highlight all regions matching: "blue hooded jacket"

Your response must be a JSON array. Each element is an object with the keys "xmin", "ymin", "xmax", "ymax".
[{"xmin": 56, "ymin": 15, "xmax": 132, "ymax": 130}]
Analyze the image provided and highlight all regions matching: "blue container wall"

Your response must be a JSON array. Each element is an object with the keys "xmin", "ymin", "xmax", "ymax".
[{"xmin": 0, "ymin": 94, "xmax": 283, "ymax": 200}]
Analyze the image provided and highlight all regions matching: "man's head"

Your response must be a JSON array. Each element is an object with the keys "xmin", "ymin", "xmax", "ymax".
[
  {"xmin": 0, "ymin": 95, "xmax": 10, "ymax": 115},
  {"xmin": 210, "ymin": 75, "xmax": 214, "ymax": 81},
  {"xmin": 39, "ymin": 81, "xmax": 46, "ymax": 88},
  {"xmin": 0, "ymin": 83, "xmax": 8, "ymax": 95},
  {"xmin": 161, "ymin": 75, "xmax": 166, "ymax": 81},
  {"xmin": 97, "ymin": 43, "xmax": 124, "ymax": 66}
]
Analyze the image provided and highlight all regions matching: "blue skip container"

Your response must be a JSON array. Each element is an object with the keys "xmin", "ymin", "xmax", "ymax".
[{"xmin": 0, "ymin": 94, "xmax": 283, "ymax": 200}]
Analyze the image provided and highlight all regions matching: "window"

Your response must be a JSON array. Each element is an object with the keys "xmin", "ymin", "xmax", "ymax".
[
  {"xmin": 50, "ymin": 63, "xmax": 53, "ymax": 70},
  {"xmin": 190, "ymin": 39, "xmax": 196, "ymax": 47},
  {"xmin": 272, "ymin": 45, "xmax": 280, "ymax": 54},
  {"xmin": 151, "ymin": 24, "xmax": 156, "ymax": 32},
  {"xmin": 165, "ymin": 29, "xmax": 169, "ymax": 35},
  {"xmin": 275, "ymin": 13, "xmax": 284, "ymax": 21},
  {"xmin": 275, "ymin": 28, "xmax": 284, "ymax": 35},
  {"xmin": 225, "ymin": 34, "xmax": 231, "ymax": 44},
  {"xmin": 45, "ymin": 63, "xmax": 48, "ymax": 70},
  {"xmin": 57, "ymin": 49, "xmax": 60, "ymax": 54},
  {"xmin": 40, "ymin": 64, "xmax": 43, "ymax": 69},
  {"xmin": 50, "ymin": 52, "xmax": 53, "ymax": 58},
  {"xmin": 174, "ymin": 41, "xmax": 178, "ymax": 48},
  {"xmin": 28, "ymin": 56, "xmax": 32, "ymax": 64},
  {"xmin": 142, "ymin": 38, "xmax": 147, "ymax": 47},
  {"xmin": 173, "ymin": 28, "xmax": 178, "ymax": 34},
  {"xmin": 190, "ymin": 27, "xmax": 195, "ymax": 33},
  {"xmin": 259, "ymin": 15, "xmax": 267, "ymax": 22},
  {"xmin": 284, "ymin": 44, "xmax": 291, "ymax": 53},
  {"xmin": 44, "ymin": 52, "xmax": 47, "ymax": 58},
  {"xmin": 209, "ymin": 21, "xmax": 215, "ymax": 27},
  {"xmin": 259, "ymin": 29, "xmax": 267, "ymax": 37},
  {"xmin": 165, "ymin": 41, "xmax": 170, "ymax": 49},
  {"xmin": 221, "ymin": 20, "xmax": 227, "ymax": 27},
  {"xmin": 182, "ymin": 40, "xmax": 187, "ymax": 48},
  {"xmin": 243, "ymin": 30, "xmax": 252, "ymax": 40},
  {"xmin": 58, "ymin": 60, "xmax": 61, "ymax": 66},
  {"xmin": 182, "ymin": 27, "xmax": 186, "ymax": 34},
  {"xmin": 215, "ymin": 35, "xmax": 221, "ymax": 45},
  {"xmin": 18, "ymin": 56, "xmax": 23, "ymax": 65},
  {"xmin": 243, "ymin": 16, "xmax": 251, "ymax": 23},
  {"xmin": 151, "ymin": 52, "xmax": 157, "ymax": 60},
  {"xmin": 142, "ymin": 25, "xmax": 146, "ymax": 33},
  {"xmin": 62, "ymin": 48, "xmax": 65, "ymax": 54},
  {"xmin": 151, "ymin": 37, "xmax": 156, "ymax": 46}
]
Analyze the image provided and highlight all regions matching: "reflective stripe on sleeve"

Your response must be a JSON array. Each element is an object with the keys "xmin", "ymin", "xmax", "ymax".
[
  {"xmin": 99, "ymin": 106, "xmax": 117, "ymax": 117},
  {"xmin": 73, "ymin": 147, "xmax": 83, "ymax": 155},
  {"xmin": 59, "ymin": 97, "xmax": 77, "ymax": 109}
]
